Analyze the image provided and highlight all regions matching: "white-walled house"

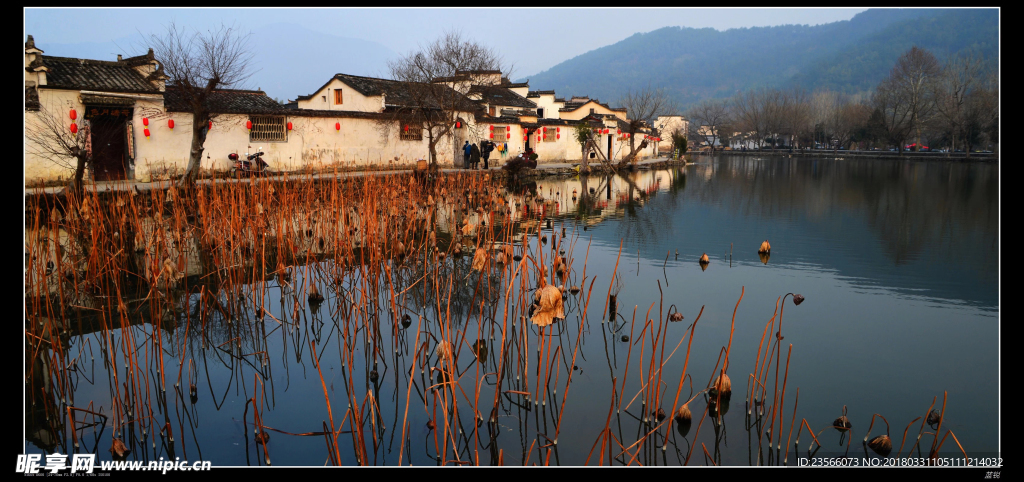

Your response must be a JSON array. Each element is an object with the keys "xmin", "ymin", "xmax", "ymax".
[
  {"xmin": 25, "ymin": 35, "xmax": 662, "ymax": 185},
  {"xmin": 25, "ymin": 35, "xmax": 170, "ymax": 183},
  {"xmin": 654, "ymin": 115, "xmax": 688, "ymax": 154}
]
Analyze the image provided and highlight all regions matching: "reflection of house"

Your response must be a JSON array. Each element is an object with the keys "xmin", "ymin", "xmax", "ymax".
[{"xmin": 25, "ymin": 35, "xmax": 661, "ymax": 184}]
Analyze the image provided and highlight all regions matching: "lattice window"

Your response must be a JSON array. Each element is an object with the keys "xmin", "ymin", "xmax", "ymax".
[
  {"xmin": 334, "ymin": 89, "xmax": 343, "ymax": 105},
  {"xmin": 491, "ymin": 126, "xmax": 507, "ymax": 140},
  {"xmin": 541, "ymin": 126, "xmax": 558, "ymax": 142},
  {"xmin": 249, "ymin": 116, "xmax": 287, "ymax": 142},
  {"xmin": 400, "ymin": 124, "xmax": 422, "ymax": 141}
]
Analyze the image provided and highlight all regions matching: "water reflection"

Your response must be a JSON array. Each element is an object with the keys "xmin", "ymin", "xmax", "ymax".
[{"xmin": 23, "ymin": 156, "xmax": 999, "ymax": 465}]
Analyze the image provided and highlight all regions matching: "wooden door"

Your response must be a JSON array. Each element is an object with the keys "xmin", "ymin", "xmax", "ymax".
[{"xmin": 89, "ymin": 113, "xmax": 127, "ymax": 181}]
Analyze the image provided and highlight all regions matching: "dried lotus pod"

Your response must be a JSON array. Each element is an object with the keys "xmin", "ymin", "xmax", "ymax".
[
  {"xmin": 710, "ymin": 373, "xmax": 732, "ymax": 399},
  {"xmin": 867, "ymin": 435, "xmax": 892, "ymax": 456}
]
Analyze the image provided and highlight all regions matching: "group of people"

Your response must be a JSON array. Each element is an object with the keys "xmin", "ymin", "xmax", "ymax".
[{"xmin": 463, "ymin": 140, "xmax": 495, "ymax": 170}]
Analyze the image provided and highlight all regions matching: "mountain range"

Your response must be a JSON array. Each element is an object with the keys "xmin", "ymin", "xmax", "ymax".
[
  {"xmin": 520, "ymin": 8, "xmax": 998, "ymax": 112},
  {"xmin": 30, "ymin": 9, "xmax": 997, "ymax": 111}
]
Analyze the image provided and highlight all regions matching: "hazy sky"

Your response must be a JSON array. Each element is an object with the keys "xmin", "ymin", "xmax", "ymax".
[{"xmin": 25, "ymin": 7, "xmax": 868, "ymax": 77}]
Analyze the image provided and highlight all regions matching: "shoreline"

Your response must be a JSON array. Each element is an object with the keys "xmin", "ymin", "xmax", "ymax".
[{"xmin": 688, "ymin": 149, "xmax": 998, "ymax": 162}]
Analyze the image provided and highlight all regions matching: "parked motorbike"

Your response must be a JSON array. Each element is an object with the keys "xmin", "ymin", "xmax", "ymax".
[{"xmin": 229, "ymin": 148, "xmax": 269, "ymax": 176}]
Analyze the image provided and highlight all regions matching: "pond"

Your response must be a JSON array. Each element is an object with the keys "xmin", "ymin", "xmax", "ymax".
[{"xmin": 23, "ymin": 155, "xmax": 999, "ymax": 466}]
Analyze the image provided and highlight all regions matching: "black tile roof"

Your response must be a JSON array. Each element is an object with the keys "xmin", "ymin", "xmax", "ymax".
[
  {"xmin": 560, "ymin": 101, "xmax": 586, "ymax": 112},
  {"xmin": 164, "ymin": 86, "xmax": 286, "ymax": 114},
  {"xmin": 476, "ymin": 115, "xmax": 522, "ymax": 124},
  {"xmin": 39, "ymin": 55, "xmax": 160, "ymax": 94},
  {"xmin": 468, "ymin": 85, "xmax": 537, "ymax": 109},
  {"xmin": 558, "ymin": 99, "xmax": 627, "ymax": 113},
  {"xmin": 284, "ymin": 109, "xmax": 386, "ymax": 120},
  {"xmin": 431, "ymin": 70, "xmax": 503, "ymax": 84},
  {"xmin": 299, "ymin": 73, "xmax": 476, "ymax": 111}
]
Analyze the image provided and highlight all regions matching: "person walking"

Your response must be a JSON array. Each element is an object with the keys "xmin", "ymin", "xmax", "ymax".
[
  {"xmin": 481, "ymin": 140, "xmax": 493, "ymax": 169},
  {"xmin": 463, "ymin": 141, "xmax": 472, "ymax": 169},
  {"xmin": 470, "ymin": 142, "xmax": 481, "ymax": 170}
]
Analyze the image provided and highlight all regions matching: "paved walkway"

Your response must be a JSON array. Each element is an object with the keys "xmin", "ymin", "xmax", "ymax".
[{"xmin": 25, "ymin": 156, "xmax": 677, "ymax": 196}]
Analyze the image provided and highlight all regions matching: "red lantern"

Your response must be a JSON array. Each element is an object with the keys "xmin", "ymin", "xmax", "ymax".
[
  {"xmin": 69, "ymin": 123, "xmax": 78, "ymax": 134},
  {"xmin": 556, "ymin": 134, "xmax": 560, "ymax": 139},
  {"xmin": 489, "ymin": 125, "xmax": 494, "ymax": 131},
  {"xmin": 556, "ymin": 127, "xmax": 560, "ymax": 133},
  {"xmin": 208, "ymin": 120, "xmax": 213, "ymax": 130},
  {"xmin": 144, "ymin": 128, "xmax": 150, "ymax": 138},
  {"xmin": 69, "ymin": 109, "xmax": 77, "ymax": 121},
  {"xmin": 456, "ymin": 121, "xmax": 462, "ymax": 128},
  {"xmin": 523, "ymin": 136, "xmax": 528, "ymax": 141},
  {"xmin": 507, "ymin": 133, "xmax": 511, "ymax": 139},
  {"xmin": 168, "ymin": 119, "xmax": 174, "ymax": 129},
  {"xmin": 490, "ymin": 132, "xmax": 494, "ymax": 139},
  {"xmin": 617, "ymin": 129, "xmax": 621, "ymax": 135},
  {"xmin": 246, "ymin": 120, "xmax": 252, "ymax": 131},
  {"xmin": 605, "ymin": 129, "xmax": 610, "ymax": 134},
  {"xmin": 287, "ymin": 122, "xmax": 293, "ymax": 130},
  {"xmin": 142, "ymin": 117, "xmax": 149, "ymax": 127},
  {"xmin": 404, "ymin": 124, "xmax": 409, "ymax": 132},
  {"xmin": 543, "ymin": 127, "xmax": 547, "ymax": 132}
]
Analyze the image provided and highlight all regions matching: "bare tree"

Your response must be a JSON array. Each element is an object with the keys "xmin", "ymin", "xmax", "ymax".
[
  {"xmin": 834, "ymin": 102, "xmax": 872, "ymax": 151},
  {"xmin": 779, "ymin": 88, "xmax": 810, "ymax": 150},
  {"xmin": 933, "ymin": 51, "xmax": 983, "ymax": 157},
  {"xmin": 890, "ymin": 47, "xmax": 940, "ymax": 150},
  {"xmin": 687, "ymin": 98, "xmax": 730, "ymax": 154},
  {"xmin": 733, "ymin": 87, "xmax": 774, "ymax": 150},
  {"xmin": 573, "ymin": 121, "xmax": 594, "ymax": 172},
  {"xmin": 617, "ymin": 85, "xmax": 673, "ymax": 166},
  {"xmin": 810, "ymin": 90, "xmax": 841, "ymax": 149},
  {"xmin": 382, "ymin": 31, "xmax": 504, "ymax": 167},
  {"xmin": 150, "ymin": 22, "xmax": 255, "ymax": 185},
  {"xmin": 812, "ymin": 91, "xmax": 869, "ymax": 152},
  {"xmin": 871, "ymin": 74, "xmax": 914, "ymax": 154},
  {"xmin": 26, "ymin": 101, "xmax": 101, "ymax": 197},
  {"xmin": 960, "ymin": 75, "xmax": 998, "ymax": 157}
]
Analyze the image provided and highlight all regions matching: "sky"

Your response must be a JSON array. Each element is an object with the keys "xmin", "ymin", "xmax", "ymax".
[{"xmin": 24, "ymin": 7, "xmax": 868, "ymax": 77}]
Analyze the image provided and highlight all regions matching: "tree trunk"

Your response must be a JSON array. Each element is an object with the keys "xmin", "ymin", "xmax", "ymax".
[
  {"xmin": 428, "ymin": 131, "xmax": 438, "ymax": 166},
  {"xmin": 63, "ymin": 149, "xmax": 88, "ymax": 199},
  {"xmin": 179, "ymin": 112, "xmax": 209, "ymax": 186}
]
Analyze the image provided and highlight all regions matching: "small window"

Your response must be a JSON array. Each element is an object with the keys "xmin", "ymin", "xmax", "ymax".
[
  {"xmin": 492, "ymin": 126, "xmax": 507, "ymax": 139},
  {"xmin": 537, "ymin": 108, "xmax": 544, "ymax": 118},
  {"xmin": 334, "ymin": 89, "xmax": 343, "ymax": 105},
  {"xmin": 542, "ymin": 127, "xmax": 557, "ymax": 142},
  {"xmin": 489, "ymin": 106, "xmax": 496, "ymax": 117},
  {"xmin": 249, "ymin": 116, "xmax": 287, "ymax": 142},
  {"xmin": 400, "ymin": 124, "xmax": 422, "ymax": 141}
]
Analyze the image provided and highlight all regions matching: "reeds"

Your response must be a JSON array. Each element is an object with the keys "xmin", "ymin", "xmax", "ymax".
[{"xmin": 22, "ymin": 170, "xmax": 969, "ymax": 467}]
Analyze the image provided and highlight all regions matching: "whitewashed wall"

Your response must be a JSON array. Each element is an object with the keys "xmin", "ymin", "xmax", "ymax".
[{"xmin": 295, "ymin": 78, "xmax": 384, "ymax": 112}]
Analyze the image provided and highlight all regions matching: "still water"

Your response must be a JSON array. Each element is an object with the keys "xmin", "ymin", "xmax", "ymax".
[{"xmin": 24, "ymin": 155, "xmax": 998, "ymax": 466}]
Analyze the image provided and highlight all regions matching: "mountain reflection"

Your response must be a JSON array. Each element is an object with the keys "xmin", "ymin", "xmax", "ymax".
[{"xmin": 546, "ymin": 156, "xmax": 998, "ymax": 308}]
